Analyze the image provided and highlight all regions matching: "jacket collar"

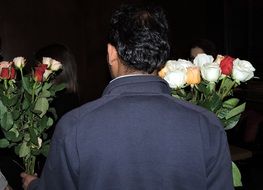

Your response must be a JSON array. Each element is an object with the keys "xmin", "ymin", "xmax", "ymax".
[{"xmin": 102, "ymin": 75, "xmax": 171, "ymax": 96}]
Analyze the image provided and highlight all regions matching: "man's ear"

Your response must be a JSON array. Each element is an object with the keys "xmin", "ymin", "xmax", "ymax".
[{"xmin": 107, "ymin": 43, "xmax": 118, "ymax": 66}]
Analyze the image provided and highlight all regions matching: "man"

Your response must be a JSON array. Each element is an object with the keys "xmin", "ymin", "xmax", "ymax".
[{"xmin": 21, "ymin": 3, "xmax": 234, "ymax": 190}]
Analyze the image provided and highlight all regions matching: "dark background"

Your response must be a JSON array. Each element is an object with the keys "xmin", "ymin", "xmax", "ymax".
[{"xmin": 1, "ymin": 0, "xmax": 262, "ymax": 103}]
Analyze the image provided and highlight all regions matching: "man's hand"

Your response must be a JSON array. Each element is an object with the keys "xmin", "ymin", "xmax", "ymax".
[{"xmin": 20, "ymin": 172, "xmax": 38, "ymax": 190}]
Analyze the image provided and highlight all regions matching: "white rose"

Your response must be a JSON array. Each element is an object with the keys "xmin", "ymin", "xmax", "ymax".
[
  {"xmin": 165, "ymin": 59, "xmax": 193, "ymax": 72},
  {"xmin": 175, "ymin": 59, "xmax": 194, "ymax": 69},
  {"xmin": 164, "ymin": 69, "xmax": 186, "ymax": 89},
  {"xmin": 232, "ymin": 58, "xmax": 255, "ymax": 82},
  {"xmin": 193, "ymin": 53, "xmax": 214, "ymax": 67},
  {"xmin": 43, "ymin": 69, "xmax": 53, "ymax": 81},
  {"xmin": 165, "ymin": 60, "xmax": 178, "ymax": 72},
  {"xmin": 50, "ymin": 59, "xmax": 62, "ymax": 71},
  {"xmin": 201, "ymin": 62, "xmax": 221, "ymax": 82},
  {"xmin": 13, "ymin": 57, "xmax": 26, "ymax": 69},
  {"xmin": 42, "ymin": 57, "xmax": 52, "ymax": 68}
]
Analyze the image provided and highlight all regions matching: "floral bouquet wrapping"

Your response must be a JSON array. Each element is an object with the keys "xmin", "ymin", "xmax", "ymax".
[
  {"xmin": 0, "ymin": 57, "xmax": 65, "ymax": 174},
  {"xmin": 159, "ymin": 53, "xmax": 256, "ymax": 186}
]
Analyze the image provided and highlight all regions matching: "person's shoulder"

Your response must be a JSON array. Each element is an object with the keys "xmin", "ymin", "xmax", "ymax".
[
  {"xmin": 56, "ymin": 95, "xmax": 115, "ymax": 128},
  {"xmin": 166, "ymin": 95, "xmax": 224, "ymax": 131}
]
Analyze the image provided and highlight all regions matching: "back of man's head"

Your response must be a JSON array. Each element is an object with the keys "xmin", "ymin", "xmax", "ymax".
[{"xmin": 108, "ymin": 3, "xmax": 170, "ymax": 74}]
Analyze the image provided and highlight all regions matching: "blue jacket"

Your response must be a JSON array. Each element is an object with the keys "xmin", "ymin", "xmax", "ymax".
[{"xmin": 29, "ymin": 75, "xmax": 234, "ymax": 190}]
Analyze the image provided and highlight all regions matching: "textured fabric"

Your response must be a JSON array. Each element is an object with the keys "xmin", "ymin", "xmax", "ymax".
[
  {"xmin": 0, "ymin": 170, "xmax": 7, "ymax": 190},
  {"xmin": 29, "ymin": 75, "xmax": 234, "ymax": 190}
]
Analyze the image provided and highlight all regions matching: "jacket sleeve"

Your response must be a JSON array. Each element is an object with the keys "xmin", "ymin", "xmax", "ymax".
[
  {"xmin": 200, "ymin": 114, "xmax": 234, "ymax": 190},
  {"xmin": 29, "ymin": 113, "xmax": 80, "ymax": 190}
]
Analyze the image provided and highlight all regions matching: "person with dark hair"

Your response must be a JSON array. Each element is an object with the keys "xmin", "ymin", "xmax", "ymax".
[
  {"xmin": 190, "ymin": 38, "xmax": 217, "ymax": 61},
  {"xmin": 21, "ymin": 3, "xmax": 233, "ymax": 190},
  {"xmin": 34, "ymin": 43, "xmax": 79, "ymax": 118}
]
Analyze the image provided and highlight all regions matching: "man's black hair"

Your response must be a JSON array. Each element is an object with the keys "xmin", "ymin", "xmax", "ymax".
[{"xmin": 108, "ymin": 3, "xmax": 170, "ymax": 74}]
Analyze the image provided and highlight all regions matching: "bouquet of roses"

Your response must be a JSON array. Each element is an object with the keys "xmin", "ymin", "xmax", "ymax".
[
  {"xmin": 159, "ymin": 53, "xmax": 255, "ymax": 130},
  {"xmin": 0, "ymin": 57, "xmax": 65, "ymax": 174}
]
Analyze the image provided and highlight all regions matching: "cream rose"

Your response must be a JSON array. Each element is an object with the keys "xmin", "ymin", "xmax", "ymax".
[
  {"xmin": 42, "ymin": 57, "xmax": 52, "ymax": 68},
  {"xmin": 201, "ymin": 62, "xmax": 221, "ymax": 82},
  {"xmin": 13, "ymin": 57, "xmax": 26, "ymax": 69},
  {"xmin": 164, "ymin": 69, "xmax": 186, "ymax": 89},
  {"xmin": 43, "ymin": 69, "xmax": 53, "ymax": 81},
  {"xmin": 50, "ymin": 59, "xmax": 62, "ymax": 71},
  {"xmin": 232, "ymin": 58, "xmax": 255, "ymax": 82},
  {"xmin": 193, "ymin": 53, "xmax": 214, "ymax": 67}
]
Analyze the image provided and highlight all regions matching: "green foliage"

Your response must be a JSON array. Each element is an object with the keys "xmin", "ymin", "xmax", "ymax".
[
  {"xmin": 0, "ymin": 61, "xmax": 65, "ymax": 174},
  {"xmin": 232, "ymin": 162, "xmax": 242, "ymax": 187},
  {"xmin": 172, "ymin": 77, "xmax": 246, "ymax": 130}
]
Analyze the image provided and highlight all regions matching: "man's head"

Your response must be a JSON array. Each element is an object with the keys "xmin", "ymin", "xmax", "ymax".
[{"xmin": 108, "ymin": 3, "xmax": 170, "ymax": 78}]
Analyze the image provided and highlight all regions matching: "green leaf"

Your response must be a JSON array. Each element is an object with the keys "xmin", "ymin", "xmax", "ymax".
[
  {"xmin": 8, "ymin": 94, "xmax": 20, "ymax": 106},
  {"xmin": 199, "ymin": 92, "xmax": 222, "ymax": 112},
  {"xmin": 29, "ymin": 127, "xmax": 38, "ymax": 145},
  {"xmin": 34, "ymin": 97, "xmax": 49, "ymax": 118},
  {"xmin": 5, "ymin": 128, "xmax": 20, "ymax": 142},
  {"xmin": 19, "ymin": 141, "xmax": 31, "ymax": 157},
  {"xmin": 0, "ymin": 138, "xmax": 10, "ymax": 148},
  {"xmin": 218, "ymin": 77, "xmax": 236, "ymax": 99},
  {"xmin": 223, "ymin": 98, "xmax": 240, "ymax": 109},
  {"xmin": 24, "ymin": 133, "xmax": 30, "ymax": 142},
  {"xmin": 22, "ymin": 94, "xmax": 31, "ymax": 110},
  {"xmin": 43, "ymin": 82, "xmax": 53, "ymax": 91},
  {"xmin": 12, "ymin": 109, "xmax": 21, "ymax": 121},
  {"xmin": 232, "ymin": 161, "xmax": 242, "ymax": 187},
  {"xmin": 216, "ymin": 107, "xmax": 230, "ymax": 119},
  {"xmin": 41, "ymin": 143, "xmax": 50, "ymax": 157},
  {"xmin": 0, "ymin": 100, "xmax": 7, "ymax": 118},
  {"xmin": 1, "ymin": 112, "xmax": 14, "ymax": 131},
  {"xmin": 50, "ymin": 83, "xmax": 66, "ymax": 95},
  {"xmin": 40, "ymin": 90, "xmax": 51, "ymax": 98},
  {"xmin": 39, "ymin": 116, "xmax": 48, "ymax": 133},
  {"xmin": 225, "ymin": 103, "xmax": 246, "ymax": 120},
  {"xmin": 39, "ymin": 116, "xmax": 53, "ymax": 133},
  {"xmin": 22, "ymin": 76, "xmax": 33, "ymax": 94},
  {"xmin": 223, "ymin": 114, "xmax": 241, "ymax": 130}
]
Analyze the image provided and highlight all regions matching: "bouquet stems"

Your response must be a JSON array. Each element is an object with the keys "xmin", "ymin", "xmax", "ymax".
[{"xmin": 24, "ymin": 155, "xmax": 36, "ymax": 175}]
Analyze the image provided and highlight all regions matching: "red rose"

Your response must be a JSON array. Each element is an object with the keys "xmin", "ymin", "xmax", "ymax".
[
  {"xmin": 10, "ymin": 66, "xmax": 16, "ymax": 79},
  {"xmin": 220, "ymin": 56, "xmax": 235, "ymax": 75},
  {"xmin": 34, "ymin": 64, "xmax": 47, "ymax": 82},
  {"xmin": 0, "ymin": 68, "xmax": 10, "ymax": 79}
]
